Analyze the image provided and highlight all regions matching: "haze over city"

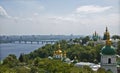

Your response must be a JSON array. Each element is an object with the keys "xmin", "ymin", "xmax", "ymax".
[{"xmin": 0, "ymin": 0, "xmax": 120, "ymax": 36}]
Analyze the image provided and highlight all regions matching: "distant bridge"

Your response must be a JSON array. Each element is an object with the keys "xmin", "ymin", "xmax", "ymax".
[{"xmin": 12, "ymin": 40, "xmax": 58, "ymax": 44}]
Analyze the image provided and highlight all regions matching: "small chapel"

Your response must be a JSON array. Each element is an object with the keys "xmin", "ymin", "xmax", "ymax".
[{"xmin": 53, "ymin": 44, "xmax": 66, "ymax": 59}]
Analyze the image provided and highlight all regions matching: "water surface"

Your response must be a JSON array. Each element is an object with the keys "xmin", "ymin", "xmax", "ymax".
[{"xmin": 0, "ymin": 43, "xmax": 44, "ymax": 60}]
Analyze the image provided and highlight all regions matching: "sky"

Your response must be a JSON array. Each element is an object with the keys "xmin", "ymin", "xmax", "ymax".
[{"xmin": 0, "ymin": 0, "xmax": 120, "ymax": 36}]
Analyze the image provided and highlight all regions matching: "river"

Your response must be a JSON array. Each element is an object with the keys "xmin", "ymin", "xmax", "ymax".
[{"xmin": 0, "ymin": 43, "xmax": 45, "ymax": 60}]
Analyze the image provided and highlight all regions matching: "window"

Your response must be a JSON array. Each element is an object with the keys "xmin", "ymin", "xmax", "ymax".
[
  {"xmin": 108, "ymin": 58, "xmax": 111, "ymax": 64},
  {"xmin": 107, "ymin": 69, "xmax": 113, "ymax": 73}
]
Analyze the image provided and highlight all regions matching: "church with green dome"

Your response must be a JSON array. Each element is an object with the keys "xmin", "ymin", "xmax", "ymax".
[
  {"xmin": 100, "ymin": 27, "xmax": 117, "ymax": 73},
  {"xmin": 92, "ymin": 31, "xmax": 99, "ymax": 41},
  {"xmin": 101, "ymin": 45, "xmax": 116, "ymax": 55}
]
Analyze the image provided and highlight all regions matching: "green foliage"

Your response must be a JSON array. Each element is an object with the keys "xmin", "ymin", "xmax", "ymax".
[
  {"xmin": 112, "ymin": 35, "xmax": 120, "ymax": 40},
  {"xmin": 27, "ymin": 39, "xmax": 103, "ymax": 63},
  {"xmin": 82, "ymin": 65, "xmax": 94, "ymax": 73},
  {"xmin": 33, "ymin": 57, "xmax": 41, "ymax": 66},
  {"xmin": 30, "ymin": 66, "xmax": 39, "ymax": 73},
  {"xmin": 3, "ymin": 54, "xmax": 18, "ymax": 68},
  {"xmin": 0, "ymin": 65, "xmax": 16, "ymax": 73},
  {"xmin": 82, "ymin": 36, "xmax": 90, "ymax": 45},
  {"xmin": 19, "ymin": 53, "xmax": 25, "ymax": 62},
  {"xmin": 15, "ymin": 66, "xmax": 30, "ymax": 73},
  {"xmin": 97, "ymin": 67, "xmax": 106, "ymax": 73},
  {"xmin": 28, "ymin": 44, "xmax": 53, "ymax": 59},
  {"xmin": 32, "ymin": 58, "xmax": 96, "ymax": 73},
  {"xmin": 117, "ymin": 41, "xmax": 120, "ymax": 55},
  {"xmin": 0, "ymin": 52, "xmax": 107, "ymax": 73}
]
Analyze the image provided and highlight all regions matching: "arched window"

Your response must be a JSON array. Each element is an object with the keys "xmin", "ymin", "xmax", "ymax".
[{"xmin": 108, "ymin": 58, "xmax": 111, "ymax": 64}]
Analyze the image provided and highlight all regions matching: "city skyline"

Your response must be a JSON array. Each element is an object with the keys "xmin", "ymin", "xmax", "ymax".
[{"xmin": 0, "ymin": 0, "xmax": 120, "ymax": 36}]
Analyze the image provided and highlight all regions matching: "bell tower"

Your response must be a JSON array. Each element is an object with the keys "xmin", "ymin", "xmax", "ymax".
[
  {"xmin": 103, "ymin": 26, "xmax": 110, "ymax": 40},
  {"xmin": 101, "ymin": 27, "xmax": 117, "ymax": 73}
]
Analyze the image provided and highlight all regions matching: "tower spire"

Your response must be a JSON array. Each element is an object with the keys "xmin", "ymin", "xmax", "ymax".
[
  {"xmin": 105, "ymin": 27, "xmax": 111, "ymax": 46},
  {"xmin": 58, "ymin": 44, "xmax": 61, "ymax": 49},
  {"xmin": 103, "ymin": 26, "xmax": 110, "ymax": 40},
  {"xmin": 95, "ymin": 31, "xmax": 96, "ymax": 36},
  {"xmin": 106, "ymin": 26, "xmax": 108, "ymax": 32}
]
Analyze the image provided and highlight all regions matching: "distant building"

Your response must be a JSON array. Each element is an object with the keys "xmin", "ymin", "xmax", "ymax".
[
  {"xmin": 100, "ymin": 27, "xmax": 117, "ymax": 73},
  {"xmin": 75, "ymin": 62, "xmax": 100, "ymax": 71},
  {"xmin": 53, "ymin": 44, "xmax": 71, "ymax": 63},
  {"xmin": 103, "ymin": 27, "xmax": 110, "ymax": 40},
  {"xmin": 53, "ymin": 44, "xmax": 63, "ymax": 59},
  {"xmin": 92, "ymin": 31, "xmax": 99, "ymax": 41}
]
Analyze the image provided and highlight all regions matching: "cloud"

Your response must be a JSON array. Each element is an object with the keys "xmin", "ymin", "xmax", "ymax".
[
  {"xmin": 0, "ymin": 3, "xmax": 119, "ymax": 35},
  {"xmin": 0, "ymin": 12, "xmax": 119, "ymax": 35},
  {"xmin": 76, "ymin": 5, "xmax": 112, "ymax": 13},
  {"xmin": 33, "ymin": 13, "xmax": 39, "ymax": 16},
  {"xmin": 48, "ymin": 16, "xmax": 76, "ymax": 22},
  {"xmin": 37, "ymin": 6, "xmax": 45, "ymax": 10},
  {"xmin": 0, "ymin": 6, "xmax": 9, "ymax": 18}
]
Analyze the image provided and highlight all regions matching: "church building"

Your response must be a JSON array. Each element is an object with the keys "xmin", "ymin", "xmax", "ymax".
[
  {"xmin": 100, "ymin": 27, "xmax": 117, "ymax": 73},
  {"xmin": 92, "ymin": 31, "xmax": 99, "ymax": 41},
  {"xmin": 53, "ymin": 44, "xmax": 66, "ymax": 59}
]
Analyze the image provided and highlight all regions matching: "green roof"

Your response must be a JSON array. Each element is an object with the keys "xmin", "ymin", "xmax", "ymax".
[
  {"xmin": 101, "ymin": 46, "xmax": 116, "ymax": 55},
  {"xmin": 93, "ymin": 36, "xmax": 98, "ymax": 41}
]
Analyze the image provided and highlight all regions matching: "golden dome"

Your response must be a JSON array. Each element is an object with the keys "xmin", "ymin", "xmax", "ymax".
[
  {"xmin": 56, "ymin": 44, "xmax": 62, "ymax": 54},
  {"xmin": 106, "ymin": 39, "xmax": 112, "ymax": 46},
  {"xmin": 58, "ymin": 49, "xmax": 62, "ymax": 54},
  {"xmin": 54, "ymin": 49, "xmax": 62, "ymax": 55},
  {"xmin": 53, "ymin": 44, "xmax": 63, "ymax": 56}
]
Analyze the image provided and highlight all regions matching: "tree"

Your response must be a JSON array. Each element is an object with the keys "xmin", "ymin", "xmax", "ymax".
[
  {"xmin": 9, "ymin": 54, "xmax": 17, "ymax": 59},
  {"xmin": 30, "ymin": 66, "xmax": 39, "ymax": 73},
  {"xmin": 117, "ymin": 41, "xmax": 120, "ymax": 55},
  {"xmin": 97, "ymin": 67, "xmax": 106, "ymax": 73},
  {"xmin": 73, "ymin": 38, "xmax": 79, "ymax": 43},
  {"xmin": 112, "ymin": 35, "xmax": 120, "ymax": 40},
  {"xmin": 82, "ymin": 65, "xmax": 94, "ymax": 73},
  {"xmin": 82, "ymin": 36, "xmax": 90, "ymax": 45},
  {"xmin": 33, "ymin": 57, "xmax": 41, "ymax": 66},
  {"xmin": 3, "ymin": 54, "xmax": 18, "ymax": 67},
  {"xmin": 19, "ymin": 53, "xmax": 25, "ymax": 62},
  {"xmin": 0, "ymin": 65, "xmax": 16, "ymax": 73},
  {"xmin": 15, "ymin": 66, "xmax": 30, "ymax": 73}
]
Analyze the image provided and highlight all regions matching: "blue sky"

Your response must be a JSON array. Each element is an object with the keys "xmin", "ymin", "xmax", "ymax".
[{"xmin": 0, "ymin": 0, "xmax": 119, "ymax": 35}]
